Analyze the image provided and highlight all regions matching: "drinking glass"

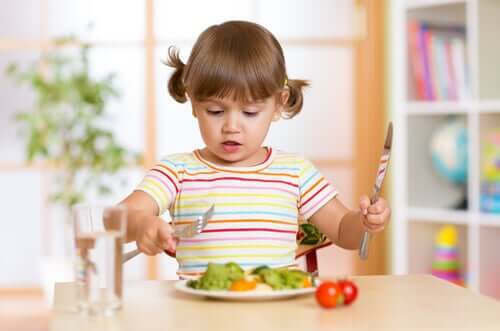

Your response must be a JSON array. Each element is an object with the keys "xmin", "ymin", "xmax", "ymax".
[{"xmin": 72, "ymin": 204, "xmax": 127, "ymax": 315}]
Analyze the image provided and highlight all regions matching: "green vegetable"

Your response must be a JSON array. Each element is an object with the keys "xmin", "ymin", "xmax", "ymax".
[
  {"xmin": 259, "ymin": 268, "xmax": 309, "ymax": 290},
  {"xmin": 250, "ymin": 265, "xmax": 270, "ymax": 275},
  {"xmin": 188, "ymin": 263, "xmax": 311, "ymax": 291},
  {"xmin": 187, "ymin": 262, "xmax": 244, "ymax": 291}
]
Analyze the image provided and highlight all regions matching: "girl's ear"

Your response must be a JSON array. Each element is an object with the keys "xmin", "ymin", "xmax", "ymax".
[
  {"xmin": 273, "ymin": 89, "xmax": 289, "ymax": 122},
  {"xmin": 279, "ymin": 89, "xmax": 290, "ymax": 106}
]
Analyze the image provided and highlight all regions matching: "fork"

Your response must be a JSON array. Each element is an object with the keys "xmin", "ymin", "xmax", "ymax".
[{"xmin": 122, "ymin": 205, "xmax": 214, "ymax": 263}]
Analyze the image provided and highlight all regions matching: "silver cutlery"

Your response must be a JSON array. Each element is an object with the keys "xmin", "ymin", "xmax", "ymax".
[
  {"xmin": 123, "ymin": 205, "xmax": 214, "ymax": 263},
  {"xmin": 359, "ymin": 122, "xmax": 393, "ymax": 260}
]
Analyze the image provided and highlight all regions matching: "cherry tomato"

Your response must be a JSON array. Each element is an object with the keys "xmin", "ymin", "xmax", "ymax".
[
  {"xmin": 338, "ymin": 279, "xmax": 358, "ymax": 305},
  {"xmin": 315, "ymin": 281, "xmax": 343, "ymax": 308}
]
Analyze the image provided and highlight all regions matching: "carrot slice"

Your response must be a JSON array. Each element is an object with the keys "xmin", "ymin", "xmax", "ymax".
[
  {"xmin": 230, "ymin": 279, "xmax": 257, "ymax": 291},
  {"xmin": 303, "ymin": 278, "xmax": 312, "ymax": 288}
]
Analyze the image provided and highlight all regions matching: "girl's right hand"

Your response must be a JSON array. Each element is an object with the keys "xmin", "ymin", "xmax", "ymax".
[{"xmin": 135, "ymin": 216, "xmax": 176, "ymax": 255}]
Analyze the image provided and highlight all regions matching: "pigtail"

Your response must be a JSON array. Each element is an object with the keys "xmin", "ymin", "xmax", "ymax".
[
  {"xmin": 282, "ymin": 79, "xmax": 309, "ymax": 119},
  {"xmin": 164, "ymin": 46, "xmax": 188, "ymax": 103}
]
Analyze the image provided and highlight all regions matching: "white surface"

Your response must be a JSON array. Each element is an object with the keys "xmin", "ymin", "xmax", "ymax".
[
  {"xmin": 408, "ymin": 207, "xmax": 470, "ymax": 224},
  {"xmin": 88, "ymin": 47, "xmax": 145, "ymax": 153},
  {"xmin": 479, "ymin": 213, "xmax": 500, "ymax": 226},
  {"xmin": 268, "ymin": 46, "xmax": 354, "ymax": 160},
  {"xmin": 478, "ymin": 100, "xmax": 500, "ymax": 112},
  {"xmin": 47, "ymin": 0, "xmax": 145, "ymax": 42},
  {"xmin": 155, "ymin": 44, "xmax": 204, "ymax": 156},
  {"xmin": 174, "ymin": 280, "xmax": 316, "ymax": 301},
  {"xmin": 256, "ymin": 0, "xmax": 355, "ymax": 39},
  {"xmin": 407, "ymin": 101, "xmax": 471, "ymax": 114},
  {"xmin": 39, "ymin": 256, "xmax": 74, "ymax": 306},
  {"xmin": 154, "ymin": 0, "xmax": 253, "ymax": 41},
  {"xmin": 0, "ymin": 0, "xmax": 40, "ymax": 39},
  {"xmin": 0, "ymin": 170, "xmax": 42, "ymax": 285}
]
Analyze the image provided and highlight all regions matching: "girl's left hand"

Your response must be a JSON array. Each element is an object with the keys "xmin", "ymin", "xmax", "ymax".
[{"xmin": 359, "ymin": 195, "xmax": 391, "ymax": 233}]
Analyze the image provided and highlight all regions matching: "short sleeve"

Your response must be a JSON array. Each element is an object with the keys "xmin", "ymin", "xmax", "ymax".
[
  {"xmin": 297, "ymin": 158, "xmax": 338, "ymax": 220},
  {"xmin": 135, "ymin": 157, "xmax": 180, "ymax": 216}
]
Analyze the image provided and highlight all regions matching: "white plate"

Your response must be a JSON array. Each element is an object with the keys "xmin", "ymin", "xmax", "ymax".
[{"xmin": 174, "ymin": 280, "xmax": 317, "ymax": 301}]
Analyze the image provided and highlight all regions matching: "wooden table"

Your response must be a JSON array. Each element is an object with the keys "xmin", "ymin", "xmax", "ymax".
[{"xmin": 50, "ymin": 275, "xmax": 500, "ymax": 331}]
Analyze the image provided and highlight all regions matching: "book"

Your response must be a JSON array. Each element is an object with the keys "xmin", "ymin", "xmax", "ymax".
[{"xmin": 407, "ymin": 21, "xmax": 467, "ymax": 101}]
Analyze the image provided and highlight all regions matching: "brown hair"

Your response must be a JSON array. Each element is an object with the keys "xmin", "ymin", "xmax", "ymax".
[{"xmin": 165, "ymin": 21, "xmax": 308, "ymax": 119}]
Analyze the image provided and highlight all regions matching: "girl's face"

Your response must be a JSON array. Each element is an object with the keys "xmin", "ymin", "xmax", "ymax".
[{"xmin": 191, "ymin": 92, "xmax": 288, "ymax": 167}]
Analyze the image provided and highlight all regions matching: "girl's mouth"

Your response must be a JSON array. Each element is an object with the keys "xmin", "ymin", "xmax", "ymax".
[{"xmin": 222, "ymin": 141, "xmax": 241, "ymax": 153}]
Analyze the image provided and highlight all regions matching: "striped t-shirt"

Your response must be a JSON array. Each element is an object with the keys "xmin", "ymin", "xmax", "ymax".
[{"xmin": 135, "ymin": 147, "xmax": 337, "ymax": 275}]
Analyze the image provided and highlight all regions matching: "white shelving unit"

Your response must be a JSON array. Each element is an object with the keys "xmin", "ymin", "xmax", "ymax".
[{"xmin": 391, "ymin": 0, "xmax": 500, "ymax": 300}]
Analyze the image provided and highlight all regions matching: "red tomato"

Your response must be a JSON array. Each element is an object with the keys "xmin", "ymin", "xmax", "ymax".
[
  {"xmin": 315, "ymin": 281, "xmax": 343, "ymax": 308},
  {"xmin": 338, "ymin": 279, "xmax": 358, "ymax": 305}
]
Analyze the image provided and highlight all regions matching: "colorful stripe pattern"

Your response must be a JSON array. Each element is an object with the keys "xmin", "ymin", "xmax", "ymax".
[
  {"xmin": 431, "ymin": 225, "xmax": 464, "ymax": 286},
  {"xmin": 136, "ymin": 148, "xmax": 337, "ymax": 274}
]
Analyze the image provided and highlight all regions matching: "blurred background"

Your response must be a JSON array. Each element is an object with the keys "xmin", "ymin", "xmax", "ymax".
[{"xmin": 2, "ymin": 0, "xmax": 499, "ymax": 330}]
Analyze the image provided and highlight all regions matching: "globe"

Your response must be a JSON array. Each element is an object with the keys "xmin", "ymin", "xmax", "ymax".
[{"xmin": 430, "ymin": 118, "xmax": 468, "ymax": 184}]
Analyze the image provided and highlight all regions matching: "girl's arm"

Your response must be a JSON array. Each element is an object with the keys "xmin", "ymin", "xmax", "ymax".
[
  {"xmin": 118, "ymin": 191, "xmax": 176, "ymax": 254},
  {"xmin": 308, "ymin": 196, "xmax": 390, "ymax": 250}
]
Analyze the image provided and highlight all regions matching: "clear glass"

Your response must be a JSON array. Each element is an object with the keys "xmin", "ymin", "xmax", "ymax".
[{"xmin": 72, "ymin": 204, "xmax": 127, "ymax": 315}]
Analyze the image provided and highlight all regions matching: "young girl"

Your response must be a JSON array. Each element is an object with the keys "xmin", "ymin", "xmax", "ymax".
[{"xmin": 120, "ymin": 20, "xmax": 391, "ymax": 277}]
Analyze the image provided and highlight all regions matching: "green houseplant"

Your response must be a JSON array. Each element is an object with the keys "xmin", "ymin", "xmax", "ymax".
[
  {"xmin": 6, "ymin": 38, "xmax": 141, "ymax": 304},
  {"xmin": 6, "ymin": 38, "xmax": 140, "ymax": 211}
]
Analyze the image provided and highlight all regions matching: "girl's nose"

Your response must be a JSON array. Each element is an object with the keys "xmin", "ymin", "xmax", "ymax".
[{"xmin": 222, "ymin": 112, "xmax": 240, "ymax": 133}]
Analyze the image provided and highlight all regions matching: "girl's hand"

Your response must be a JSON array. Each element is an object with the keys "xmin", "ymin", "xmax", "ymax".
[
  {"xmin": 359, "ymin": 195, "xmax": 391, "ymax": 233},
  {"xmin": 135, "ymin": 215, "xmax": 176, "ymax": 255}
]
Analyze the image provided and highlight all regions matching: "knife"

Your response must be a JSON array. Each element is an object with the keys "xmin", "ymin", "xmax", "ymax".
[{"xmin": 359, "ymin": 122, "xmax": 393, "ymax": 260}]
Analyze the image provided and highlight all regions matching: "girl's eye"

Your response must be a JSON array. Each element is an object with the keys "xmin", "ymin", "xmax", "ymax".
[
  {"xmin": 206, "ymin": 109, "xmax": 223, "ymax": 116},
  {"xmin": 243, "ymin": 111, "xmax": 259, "ymax": 117}
]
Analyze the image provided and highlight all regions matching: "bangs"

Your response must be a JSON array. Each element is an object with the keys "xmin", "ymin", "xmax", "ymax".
[
  {"xmin": 184, "ymin": 22, "xmax": 285, "ymax": 103},
  {"xmin": 186, "ymin": 53, "xmax": 281, "ymax": 103}
]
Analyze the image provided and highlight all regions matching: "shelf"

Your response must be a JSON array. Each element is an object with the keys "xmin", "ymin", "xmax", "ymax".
[
  {"xmin": 406, "ymin": 2, "xmax": 468, "ymax": 102},
  {"xmin": 478, "ymin": 101, "xmax": 500, "ymax": 113},
  {"xmin": 479, "ymin": 227, "xmax": 500, "ymax": 300},
  {"xmin": 479, "ymin": 213, "xmax": 500, "ymax": 227},
  {"xmin": 479, "ymin": 115, "xmax": 500, "ymax": 218},
  {"xmin": 406, "ymin": 101, "xmax": 471, "ymax": 115},
  {"xmin": 405, "ymin": 100, "xmax": 500, "ymax": 113},
  {"xmin": 406, "ymin": 0, "xmax": 466, "ymax": 10},
  {"xmin": 391, "ymin": 0, "xmax": 500, "ymax": 293},
  {"xmin": 478, "ymin": 1, "xmax": 500, "ymax": 100},
  {"xmin": 393, "ymin": 0, "xmax": 500, "ymax": 300},
  {"xmin": 407, "ymin": 1, "xmax": 466, "ymax": 24},
  {"xmin": 408, "ymin": 222, "xmax": 468, "ymax": 283},
  {"xmin": 408, "ymin": 207, "xmax": 470, "ymax": 224},
  {"xmin": 407, "ymin": 115, "xmax": 468, "ymax": 210}
]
